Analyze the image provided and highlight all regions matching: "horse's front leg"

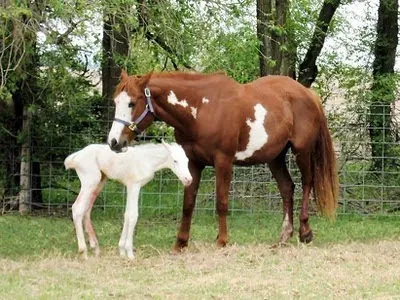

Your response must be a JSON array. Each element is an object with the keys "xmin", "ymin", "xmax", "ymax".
[
  {"xmin": 119, "ymin": 183, "xmax": 140, "ymax": 260},
  {"xmin": 173, "ymin": 161, "xmax": 204, "ymax": 253},
  {"xmin": 214, "ymin": 154, "xmax": 233, "ymax": 248}
]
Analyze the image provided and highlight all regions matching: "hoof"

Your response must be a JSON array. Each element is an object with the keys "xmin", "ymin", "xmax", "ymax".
[
  {"xmin": 270, "ymin": 242, "xmax": 289, "ymax": 249},
  {"xmin": 299, "ymin": 230, "xmax": 314, "ymax": 244},
  {"xmin": 216, "ymin": 236, "xmax": 228, "ymax": 248},
  {"xmin": 78, "ymin": 250, "xmax": 88, "ymax": 260},
  {"xmin": 172, "ymin": 239, "xmax": 188, "ymax": 254}
]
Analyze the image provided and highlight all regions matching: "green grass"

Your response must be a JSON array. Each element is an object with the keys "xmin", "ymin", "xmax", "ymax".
[
  {"xmin": 2, "ymin": 213, "xmax": 400, "ymax": 299},
  {"xmin": 1, "ymin": 212, "xmax": 400, "ymax": 259}
]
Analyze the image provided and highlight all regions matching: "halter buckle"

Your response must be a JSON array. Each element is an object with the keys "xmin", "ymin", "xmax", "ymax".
[
  {"xmin": 128, "ymin": 122, "xmax": 137, "ymax": 131},
  {"xmin": 144, "ymin": 88, "xmax": 151, "ymax": 98}
]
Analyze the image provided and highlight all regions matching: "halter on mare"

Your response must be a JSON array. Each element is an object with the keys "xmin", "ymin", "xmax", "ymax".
[{"xmin": 113, "ymin": 88, "xmax": 155, "ymax": 135}]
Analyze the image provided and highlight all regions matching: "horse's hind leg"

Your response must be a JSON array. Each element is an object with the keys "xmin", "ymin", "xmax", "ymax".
[
  {"xmin": 72, "ymin": 188, "xmax": 96, "ymax": 259},
  {"xmin": 72, "ymin": 170, "xmax": 102, "ymax": 259},
  {"xmin": 269, "ymin": 149, "xmax": 295, "ymax": 245},
  {"xmin": 294, "ymin": 151, "xmax": 314, "ymax": 243},
  {"xmin": 83, "ymin": 174, "xmax": 107, "ymax": 256}
]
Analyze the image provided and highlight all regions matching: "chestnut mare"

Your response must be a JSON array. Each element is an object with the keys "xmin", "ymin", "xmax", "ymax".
[{"xmin": 107, "ymin": 71, "xmax": 339, "ymax": 251}]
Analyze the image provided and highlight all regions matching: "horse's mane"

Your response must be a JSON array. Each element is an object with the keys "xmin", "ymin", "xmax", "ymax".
[
  {"xmin": 151, "ymin": 71, "xmax": 228, "ymax": 81},
  {"xmin": 114, "ymin": 71, "xmax": 230, "ymax": 96}
]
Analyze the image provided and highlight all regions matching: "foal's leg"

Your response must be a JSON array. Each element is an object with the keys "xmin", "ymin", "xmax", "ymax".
[
  {"xmin": 83, "ymin": 174, "xmax": 107, "ymax": 256},
  {"xmin": 173, "ymin": 161, "xmax": 204, "ymax": 252},
  {"xmin": 295, "ymin": 152, "xmax": 314, "ymax": 243},
  {"xmin": 72, "ymin": 170, "xmax": 102, "ymax": 259},
  {"xmin": 119, "ymin": 183, "xmax": 140, "ymax": 259},
  {"xmin": 269, "ymin": 150, "xmax": 295, "ymax": 245},
  {"xmin": 214, "ymin": 154, "xmax": 233, "ymax": 248}
]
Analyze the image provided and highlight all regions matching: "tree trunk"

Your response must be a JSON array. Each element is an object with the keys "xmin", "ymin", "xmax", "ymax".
[
  {"xmin": 368, "ymin": 0, "xmax": 398, "ymax": 170},
  {"xmin": 13, "ymin": 2, "xmax": 42, "ymax": 213},
  {"xmin": 297, "ymin": 0, "xmax": 341, "ymax": 87},
  {"xmin": 19, "ymin": 106, "xmax": 31, "ymax": 214},
  {"xmin": 102, "ymin": 10, "xmax": 130, "ymax": 108},
  {"xmin": 257, "ymin": 0, "xmax": 291, "ymax": 76},
  {"xmin": 257, "ymin": 0, "xmax": 271, "ymax": 76}
]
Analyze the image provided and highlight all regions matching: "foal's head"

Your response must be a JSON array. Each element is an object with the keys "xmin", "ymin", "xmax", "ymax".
[
  {"xmin": 108, "ymin": 70, "xmax": 154, "ymax": 152},
  {"xmin": 162, "ymin": 141, "xmax": 192, "ymax": 186}
]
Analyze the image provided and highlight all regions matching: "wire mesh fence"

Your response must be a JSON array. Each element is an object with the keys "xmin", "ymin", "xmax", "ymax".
[{"xmin": 1, "ymin": 101, "xmax": 400, "ymax": 217}]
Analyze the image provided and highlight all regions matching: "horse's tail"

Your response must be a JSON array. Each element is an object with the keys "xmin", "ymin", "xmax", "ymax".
[
  {"xmin": 311, "ymin": 101, "xmax": 339, "ymax": 220},
  {"xmin": 64, "ymin": 151, "xmax": 81, "ymax": 170}
]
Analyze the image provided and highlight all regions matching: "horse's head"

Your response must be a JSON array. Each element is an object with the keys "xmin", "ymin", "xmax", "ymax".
[
  {"xmin": 108, "ymin": 70, "xmax": 155, "ymax": 152},
  {"xmin": 162, "ymin": 140, "xmax": 192, "ymax": 187}
]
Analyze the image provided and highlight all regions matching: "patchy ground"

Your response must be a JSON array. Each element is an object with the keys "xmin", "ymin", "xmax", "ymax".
[{"xmin": 2, "ymin": 240, "xmax": 400, "ymax": 299}]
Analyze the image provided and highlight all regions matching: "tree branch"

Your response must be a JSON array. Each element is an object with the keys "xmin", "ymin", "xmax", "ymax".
[
  {"xmin": 136, "ymin": 0, "xmax": 192, "ymax": 70},
  {"xmin": 297, "ymin": 0, "xmax": 341, "ymax": 87}
]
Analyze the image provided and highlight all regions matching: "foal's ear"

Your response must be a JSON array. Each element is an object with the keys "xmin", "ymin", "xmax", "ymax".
[
  {"xmin": 138, "ymin": 71, "xmax": 153, "ymax": 87},
  {"xmin": 161, "ymin": 139, "xmax": 171, "ymax": 152},
  {"xmin": 120, "ymin": 69, "xmax": 129, "ymax": 81}
]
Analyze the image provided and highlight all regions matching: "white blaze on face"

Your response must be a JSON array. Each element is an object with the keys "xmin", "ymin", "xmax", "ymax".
[
  {"xmin": 107, "ymin": 91, "xmax": 132, "ymax": 144},
  {"xmin": 191, "ymin": 107, "xmax": 197, "ymax": 119},
  {"xmin": 235, "ymin": 104, "xmax": 268, "ymax": 161},
  {"xmin": 167, "ymin": 90, "xmax": 188, "ymax": 107},
  {"xmin": 202, "ymin": 97, "xmax": 209, "ymax": 104}
]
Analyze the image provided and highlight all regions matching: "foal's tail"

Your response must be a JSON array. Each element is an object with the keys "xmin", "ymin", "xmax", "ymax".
[
  {"xmin": 64, "ymin": 151, "xmax": 81, "ymax": 170},
  {"xmin": 312, "ymin": 103, "xmax": 339, "ymax": 220}
]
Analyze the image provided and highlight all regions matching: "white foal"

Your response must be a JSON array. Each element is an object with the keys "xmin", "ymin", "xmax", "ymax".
[{"xmin": 64, "ymin": 141, "xmax": 192, "ymax": 259}]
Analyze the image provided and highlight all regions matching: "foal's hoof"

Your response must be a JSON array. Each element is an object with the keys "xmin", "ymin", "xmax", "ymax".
[
  {"xmin": 93, "ymin": 247, "xmax": 100, "ymax": 257},
  {"xmin": 299, "ymin": 230, "xmax": 314, "ymax": 244},
  {"xmin": 78, "ymin": 250, "xmax": 88, "ymax": 260}
]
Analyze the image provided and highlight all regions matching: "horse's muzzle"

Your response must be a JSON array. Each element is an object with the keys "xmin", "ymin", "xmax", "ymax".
[{"xmin": 109, "ymin": 138, "xmax": 128, "ymax": 153}]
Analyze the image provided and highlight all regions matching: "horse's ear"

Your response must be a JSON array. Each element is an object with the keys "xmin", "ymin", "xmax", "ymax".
[
  {"xmin": 138, "ymin": 71, "xmax": 153, "ymax": 87},
  {"xmin": 121, "ymin": 69, "xmax": 129, "ymax": 81}
]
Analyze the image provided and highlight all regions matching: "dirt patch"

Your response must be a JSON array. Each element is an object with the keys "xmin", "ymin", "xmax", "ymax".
[{"xmin": 2, "ymin": 240, "xmax": 400, "ymax": 299}]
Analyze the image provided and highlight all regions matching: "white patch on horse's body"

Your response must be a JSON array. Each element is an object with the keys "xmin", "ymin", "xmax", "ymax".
[
  {"xmin": 235, "ymin": 104, "xmax": 268, "ymax": 161},
  {"xmin": 202, "ymin": 97, "xmax": 209, "ymax": 104},
  {"xmin": 191, "ymin": 107, "xmax": 197, "ymax": 119},
  {"xmin": 168, "ymin": 90, "xmax": 188, "ymax": 107},
  {"xmin": 65, "ymin": 142, "xmax": 192, "ymax": 260},
  {"xmin": 107, "ymin": 91, "xmax": 132, "ymax": 146}
]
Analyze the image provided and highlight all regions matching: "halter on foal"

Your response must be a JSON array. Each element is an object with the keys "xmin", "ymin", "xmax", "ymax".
[{"xmin": 108, "ymin": 71, "xmax": 339, "ymax": 251}]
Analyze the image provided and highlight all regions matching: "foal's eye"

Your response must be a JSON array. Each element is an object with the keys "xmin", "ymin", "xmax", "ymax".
[{"xmin": 128, "ymin": 103, "xmax": 135, "ymax": 108}]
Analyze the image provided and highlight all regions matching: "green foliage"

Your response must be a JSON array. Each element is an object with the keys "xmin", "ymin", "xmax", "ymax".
[{"xmin": 200, "ymin": 26, "xmax": 259, "ymax": 83}]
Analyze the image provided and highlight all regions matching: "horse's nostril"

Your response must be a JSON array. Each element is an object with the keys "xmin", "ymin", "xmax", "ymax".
[{"xmin": 110, "ymin": 138, "xmax": 118, "ymax": 148}]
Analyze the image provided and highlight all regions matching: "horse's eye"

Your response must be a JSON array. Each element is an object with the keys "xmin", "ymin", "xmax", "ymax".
[{"xmin": 128, "ymin": 102, "xmax": 135, "ymax": 108}]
